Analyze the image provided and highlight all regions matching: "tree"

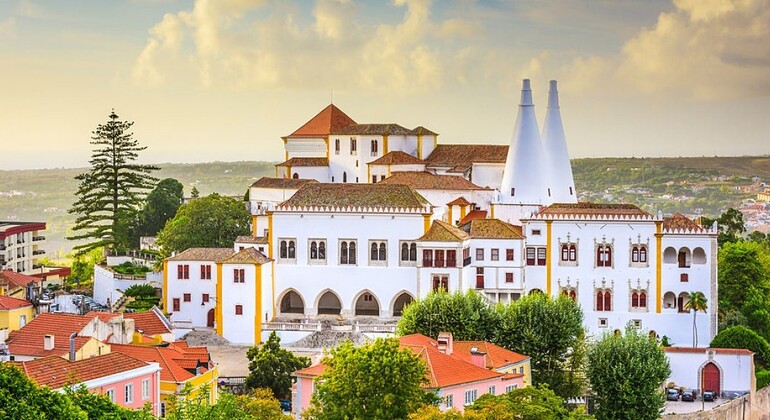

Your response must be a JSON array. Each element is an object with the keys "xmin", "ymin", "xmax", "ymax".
[
  {"xmin": 397, "ymin": 290, "xmax": 501, "ymax": 341},
  {"xmin": 190, "ymin": 186, "xmax": 200, "ymax": 198},
  {"xmin": 132, "ymin": 178, "xmax": 184, "ymax": 246},
  {"xmin": 157, "ymin": 193, "xmax": 251, "ymax": 253},
  {"xmin": 702, "ymin": 208, "xmax": 745, "ymax": 245},
  {"xmin": 467, "ymin": 384, "xmax": 591, "ymax": 420},
  {"xmin": 587, "ymin": 326, "xmax": 670, "ymax": 420},
  {"xmin": 67, "ymin": 111, "xmax": 158, "ymax": 255},
  {"xmin": 684, "ymin": 291, "xmax": 708, "ymax": 347},
  {"xmin": 718, "ymin": 241, "xmax": 770, "ymax": 338},
  {"xmin": 494, "ymin": 293, "xmax": 586, "ymax": 400},
  {"xmin": 245, "ymin": 331, "xmax": 311, "ymax": 399},
  {"xmin": 165, "ymin": 386, "xmax": 289, "ymax": 420},
  {"xmin": 305, "ymin": 338, "xmax": 433, "ymax": 420},
  {"xmin": 710, "ymin": 325, "xmax": 770, "ymax": 368}
]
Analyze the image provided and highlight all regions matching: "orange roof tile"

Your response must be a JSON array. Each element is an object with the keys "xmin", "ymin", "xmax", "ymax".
[
  {"xmin": 222, "ymin": 247, "xmax": 272, "ymax": 265},
  {"xmin": 289, "ymin": 104, "xmax": 356, "ymax": 137},
  {"xmin": 447, "ymin": 197, "xmax": 471, "ymax": 206},
  {"xmin": 6, "ymin": 313, "xmax": 96, "ymax": 358},
  {"xmin": 663, "ymin": 213, "xmax": 705, "ymax": 231},
  {"xmin": 235, "ymin": 236, "xmax": 268, "ymax": 245},
  {"xmin": 664, "ymin": 347, "xmax": 753, "ymax": 355},
  {"xmin": 110, "ymin": 343, "xmax": 211, "ymax": 383},
  {"xmin": 452, "ymin": 341, "xmax": 529, "ymax": 369},
  {"xmin": 275, "ymin": 157, "xmax": 329, "ymax": 167},
  {"xmin": 86, "ymin": 311, "xmax": 119, "ymax": 323},
  {"xmin": 0, "ymin": 270, "xmax": 41, "ymax": 289},
  {"xmin": 412, "ymin": 126, "xmax": 438, "ymax": 136},
  {"xmin": 250, "ymin": 177, "xmax": 318, "ymax": 189},
  {"xmin": 419, "ymin": 220, "xmax": 469, "ymax": 242},
  {"xmin": 331, "ymin": 123, "xmax": 414, "ymax": 136},
  {"xmin": 279, "ymin": 183, "xmax": 429, "ymax": 210},
  {"xmin": 0, "ymin": 294, "xmax": 33, "ymax": 310},
  {"xmin": 379, "ymin": 171, "xmax": 487, "ymax": 191},
  {"xmin": 124, "ymin": 311, "xmax": 172, "ymax": 336},
  {"xmin": 538, "ymin": 202, "xmax": 651, "ymax": 217},
  {"xmin": 460, "ymin": 219, "xmax": 524, "ymax": 239},
  {"xmin": 294, "ymin": 363, "xmax": 327, "ymax": 377},
  {"xmin": 369, "ymin": 151, "xmax": 425, "ymax": 166},
  {"xmin": 166, "ymin": 248, "xmax": 234, "ymax": 262},
  {"xmin": 13, "ymin": 353, "xmax": 150, "ymax": 390},
  {"xmin": 458, "ymin": 210, "xmax": 487, "ymax": 225},
  {"xmin": 424, "ymin": 145, "xmax": 508, "ymax": 173}
]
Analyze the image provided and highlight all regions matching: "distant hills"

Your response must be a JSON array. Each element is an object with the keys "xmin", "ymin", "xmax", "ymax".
[{"xmin": 1, "ymin": 157, "xmax": 768, "ymax": 257}]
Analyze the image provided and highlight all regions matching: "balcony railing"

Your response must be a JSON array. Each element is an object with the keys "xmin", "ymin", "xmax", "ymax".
[
  {"xmin": 33, "ymin": 250, "xmax": 46, "ymax": 255},
  {"xmin": 32, "ymin": 236, "xmax": 45, "ymax": 242}
]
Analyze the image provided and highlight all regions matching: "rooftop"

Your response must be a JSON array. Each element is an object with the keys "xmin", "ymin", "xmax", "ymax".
[
  {"xmin": 288, "ymin": 104, "xmax": 357, "ymax": 138},
  {"xmin": 460, "ymin": 219, "xmax": 524, "ymax": 239},
  {"xmin": 0, "ymin": 270, "xmax": 41, "ymax": 289},
  {"xmin": 424, "ymin": 145, "xmax": 508, "ymax": 173},
  {"xmin": 331, "ymin": 123, "xmax": 415, "ymax": 136},
  {"xmin": 0, "ymin": 221, "xmax": 46, "ymax": 238},
  {"xmin": 452, "ymin": 341, "xmax": 529, "ymax": 369},
  {"xmin": 6, "ymin": 313, "xmax": 96, "ymax": 358},
  {"xmin": 235, "ymin": 236, "xmax": 268, "ymax": 245},
  {"xmin": 250, "ymin": 177, "xmax": 318, "ymax": 189},
  {"xmin": 446, "ymin": 197, "xmax": 472, "ymax": 206},
  {"xmin": 458, "ymin": 210, "xmax": 488, "ymax": 225},
  {"xmin": 0, "ymin": 294, "xmax": 33, "ymax": 310},
  {"xmin": 110, "ymin": 342, "xmax": 212, "ymax": 383},
  {"xmin": 275, "ymin": 157, "xmax": 329, "ymax": 167},
  {"xmin": 124, "ymin": 310, "xmax": 173, "ymax": 336},
  {"xmin": 222, "ymin": 247, "xmax": 272, "ymax": 265},
  {"xmin": 536, "ymin": 202, "xmax": 652, "ymax": 218},
  {"xmin": 278, "ymin": 183, "xmax": 430, "ymax": 210},
  {"xmin": 663, "ymin": 213, "xmax": 706, "ymax": 232},
  {"xmin": 166, "ymin": 248, "xmax": 235, "ymax": 262},
  {"xmin": 13, "ymin": 353, "xmax": 151, "ymax": 390},
  {"xmin": 369, "ymin": 151, "xmax": 425, "ymax": 166},
  {"xmin": 419, "ymin": 220, "xmax": 469, "ymax": 242},
  {"xmin": 378, "ymin": 171, "xmax": 487, "ymax": 191}
]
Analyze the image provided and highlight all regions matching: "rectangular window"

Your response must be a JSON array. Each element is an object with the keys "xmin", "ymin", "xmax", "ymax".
[
  {"xmin": 446, "ymin": 250, "xmax": 457, "ymax": 267},
  {"xmin": 681, "ymin": 273, "xmax": 689, "ymax": 282},
  {"xmin": 339, "ymin": 240, "xmax": 357, "ymax": 265},
  {"xmin": 235, "ymin": 305, "xmax": 243, "ymax": 315},
  {"xmin": 464, "ymin": 389, "xmax": 478, "ymax": 405},
  {"xmin": 531, "ymin": 229, "xmax": 541, "ymax": 236},
  {"xmin": 505, "ymin": 272, "xmax": 514, "ymax": 283},
  {"xmin": 476, "ymin": 267, "xmax": 484, "ymax": 289},
  {"xmin": 380, "ymin": 175, "xmax": 386, "ymax": 182},
  {"xmin": 372, "ymin": 175, "xmax": 377, "ymax": 183},
  {"xmin": 432, "ymin": 275, "xmax": 448, "ymax": 292},
  {"xmin": 369, "ymin": 240, "xmax": 387, "ymax": 264},
  {"xmin": 106, "ymin": 389, "xmax": 115, "ymax": 403},
  {"xmin": 142, "ymin": 378, "xmax": 150, "ymax": 400},
  {"xmin": 476, "ymin": 248, "xmax": 484, "ymax": 261},
  {"xmin": 506, "ymin": 249, "xmax": 514, "ymax": 261},
  {"xmin": 526, "ymin": 247, "xmax": 536, "ymax": 265},
  {"xmin": 200, "ymin": 265, "xmax": 211, "ymax": 280},
  {"xmin": 183, "ymin": 293, "xmax": 191, "ymax": 302},
  {"xmin": 177, "ymin": 264, "xmax": 189, "ymax": 279},
  {"xmin": 400, "ymin": 241, "xmax": 417, "ymax": 263},
  {"xmin": 491, "ymin": 249, "xmax": 499, "ymax": 261},
  {"xmin": 599, "ymin": 318, "xmax": 608, "ymax": 327},
  {"xmin": 422, "ymin": 249, "xmax": 433, "ymax": 267},
  {"xmin": 488, "ymin": 386, "xmax": 496, "ymax": 395},
  {"xmin": 125, "ymin": 383, "xmax": 133, "ymax": 403},
  {"xmin": 434, "ymin": 250, "xmax": 445, "ymax": 268},
  {"xmin": 309, "ymin": 239, "xmax": 327, "ymax": 263},
  {"xmin": 445, "ymin": 394, "xmax": 453, "ymax": 408},
  {"xmin": 202, "ymin": 294, "xmax": 210, "ymax": 303},
  {"xmin": 172, "ymin": 298, "xmax": 180, "ymax": 312},
  {"xmin": 505, "ymin": 385, "xmax": 517, "ymax": 393},
  {"xmin": 519, "ymin": 366, "xmax": 524, "ymax": 374},
  {"xmin": 234, "ymin": 268, "xmax": 245, "ymax": 283},
  {"xmin": 536, "ymin": 247, "xmax": 546, "ymax": 266},
  {"xmin": 278, "ymin": 238, "xmax": 297, "ymax": 262},
  {"xmin": 350, "ymin": 137, "xmax": 357, "ymax": 155}
]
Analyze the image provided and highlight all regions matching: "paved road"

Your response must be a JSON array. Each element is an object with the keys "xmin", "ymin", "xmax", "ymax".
[{"xmin": 664, "ymin": 398, "xmax": 722, "ymax": 415}]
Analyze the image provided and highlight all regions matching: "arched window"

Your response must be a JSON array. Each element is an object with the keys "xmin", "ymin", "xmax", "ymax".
[
  {"xmin": 371, "ymin": 139, "xmax": 378, "ymax": 155},
  {"xmin": 410, "ymin": 243, "xmax": 417, "ymax": 261},
  {"xmin": 288, "ymin": 241, "xmax": 296, "ymax": 259},
  {"xmin": 318, "ymin": 241, "xmax": 326, "ymax": 259},
  {"xmin": 292, "ymin": 173, "xmax": 299, "ymax": 179},
  {"xmin": 569, "ymin": 245, "xmax": 577, "ymax": 261},
  {"xmin": 632, "ymin": 246, "xmax": 640, "ymax": 263},
  {"xmin": 597, "ymin": 290, "xmax": 612, "ymax": 311},
  {"xmin": 632, "ymin": 292, "xmax": 639, "ymax": 307},
  {"xmin": 371, "ymin": 242, "xmax": 378, "ymax": 261},
  {"xmin": 340, "ymin": 242, "xmax": 348, "ymax": 264},
  {"xmin": 640, "ymin": 292, "xmax": 647, "ymax": 308},
  {"xmin": 280, "ymin": 240, "xmax": 287, "ymax": 259},
  {"xmin": 561, "ymin": 244, "xmax": 569, "ymax": 261},
  {"xmin": 561, "ymin": 288, "xmax": 577, "ymax": 302},
  {"xmin": 401, "ymin": 243, "xmax": 409, "ymax": 261},
  {"xmin": 310, "ymin": 241, "xmax": 318, "ymax": 259},
  {"xmin": 379, "ymin": 243, "xmax": 386, "ymax": 261},
  {"xmin": 640, "ymin": 246, "xmax": 647, "ymax": 263},
  {"xmin": 597, "ymin": 245, "xmax": 612, "ymax": 267},
  {"xmin": 348, "ymin": 242, "xmax": 357, "ymax": 264}
]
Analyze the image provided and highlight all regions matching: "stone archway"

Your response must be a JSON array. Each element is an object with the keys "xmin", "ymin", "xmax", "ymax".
[
  {"xmin": 317, "ymin": 291, "xmax": 342, "ymax": 315},
  {"xmin": 392, "ymin": 293, "xmax": 414, "ymax": 317},
  {"xmin": 279, "ymin": 290, "xmax": 305, "ymax": 314},
  {"xmin": 354, "ymin": 292, "xmax": 380, "ymax": 316},
  {"xmin": 702, "ymin": 362, "xmax": 721, "ymax": 394}
]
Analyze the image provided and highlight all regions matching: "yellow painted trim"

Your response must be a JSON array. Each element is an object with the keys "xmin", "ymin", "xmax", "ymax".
[
  {"xmin": 546, "ymin": 221, "xmax": 553, "ymax": 295},
  {"xmin": 433, "ymin": 135, "xmax": 437, "ymax": 148},
  {"xmin": 423, "ymin": 214, "xmax": 431, "ymax": 234},
  {"xmin": 285, "ymin": 151, "xmax": 289, "ymax": 161},
  {"xmin": 490, "ymin": 203, "xmax": 495, "ymax": 219},
  {"xmin": 367, "ymin": 165, "xmax": 371, "ymax": 183},
  {"xmin": 271, "ymin": 260, "xmax": 276, "ymax": 321},
  {"xmin": 275, "ymin": 166, "xmax": 278, "ymax": 177},
  {"xmin": 286, "ymin": 166, "xmax": 290, "ymax": 179},
  {"xmin": 656, "ymin": 221, "xmax": 663, "ymax": 314},
  {"xmin": 254, "ymin": 264, "xmax": 263, "ymax": 344},
  {"xmin": 162, "ymin": 260, "xmax": 168, "ymax": 311},
  {"xmin": 460, "ymin": 205, "xmax": 467, "ymax": 219},
  {"xmin": 324, "ymin": 137, "xmax": 330, "ymax": 160},
  {"xmin": 251, "ymin": 215, "xmax": 258, "ymax": 236},
  {"xmin": 417, "ymin": 135, "xmax": 423, "ymax": 160},
  {"xmin": 216, "ymin": 263, "xmax": 223, "ymax": 336},
  {"xmin": 448, "ymin": 206, "xmax": 453, "ymax": 224},
  {"xmin": 267, "ymin": 213, "xmax": 274, "ymax": 259},
  {"xmin": 383, "ymin": 135, "xmax": 389, "ymax": 154},
  {"xmin": 387, "ymin": 164, "xmax": 391, "ymax": 177}
]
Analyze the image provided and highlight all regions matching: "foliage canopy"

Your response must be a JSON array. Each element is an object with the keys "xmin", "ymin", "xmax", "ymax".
[
  {"xmin": 397, "ymin": 290, "xmax": 501, "ymax": 340},
  {"xmin": 245, "ymin": 331, "xmax": 311, "ymax": 399}
]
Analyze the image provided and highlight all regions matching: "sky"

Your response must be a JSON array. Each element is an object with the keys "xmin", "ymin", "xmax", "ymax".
[{"xmin": 1, "ymin": 0, "xmax": 769, "ymax": 170}]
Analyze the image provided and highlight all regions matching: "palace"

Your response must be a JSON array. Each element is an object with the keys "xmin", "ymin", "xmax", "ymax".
[{"xmin": 164, "ymin": 80, "xmax": 717, "ymax": 346}]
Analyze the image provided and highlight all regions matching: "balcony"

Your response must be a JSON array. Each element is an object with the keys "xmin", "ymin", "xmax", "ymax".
[
  {"xmin": 33, "ymin": 250, "xmax": 46, "ymax": 255},
  {"xmin": 32, "ymin": 235, "xmax": 45, "ymax": 242}
]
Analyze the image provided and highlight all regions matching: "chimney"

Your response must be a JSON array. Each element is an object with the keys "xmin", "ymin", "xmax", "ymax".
[
  {"xmin": 470, "ymin": 347, "xmax": 487, "ymax": 369},
  {"xmin": 437, "ymin": 332, "xmax": 453, "ymax": 355},
  {"xmin": 542, "ymin": 80, "xmax": 577, "ymax": 204},
  {"xmin": 43, "ymin": 334, "xmax": 54, "ymax": 351},
  {"xmin": 69, "ymin": 332, "xmax": 77, "ymax": 362}
]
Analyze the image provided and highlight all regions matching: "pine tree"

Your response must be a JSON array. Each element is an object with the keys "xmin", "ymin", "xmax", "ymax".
[{"xmin": 68, "ymin": 111, "xmax": 158, "ymax": 255}]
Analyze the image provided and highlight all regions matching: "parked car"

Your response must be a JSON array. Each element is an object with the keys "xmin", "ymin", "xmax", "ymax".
[
  {"xmin": 702, "ymin": 391, "xmax": 716, "ymax": 402},
  {"xmin": 666, "ymin": 389, "xmax": 680, "ymax": 401},
  {"xmin": 279, "ymin": 400, "xmax": 292, "ymax": 412},
  {"xmin": 681, "ymin": 389, "xmax": 696, "ymax": 402}
]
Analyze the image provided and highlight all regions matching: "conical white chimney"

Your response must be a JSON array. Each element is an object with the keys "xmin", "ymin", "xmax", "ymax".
[{"xmin": 542, "ymin": 80, "xmax": 577, "ymax": 203}]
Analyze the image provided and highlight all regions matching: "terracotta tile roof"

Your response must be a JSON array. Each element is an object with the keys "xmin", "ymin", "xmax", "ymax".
[
  {"xmin": 275, "ymin": 157, "xmax": 329, "ymax": 167},
  {"xmin": 411, "ymin": 126, "xmax": 438, "ymax": 136},
  {"xmin": 85, "ymin": 311, "xmax": 118, "ymax": 323},
  {"xmin": 294, "ymin": 363, "xmax": 327, "ymax": 377},
  {"xmin": 379, "ymin": 171, "xmax": 487, "ymax": 191},
  {"xmin": 13, "ymin": 353, "xmax": 150, "ymax": 390},
  {"xmin": 452, "ymin": 341, "xmax": 529, "ymax": 369},
  {"xmin": 166, "ymin": 248, "xmax": 234, "ymax": 262},
  {"xmin": 0, "ymin": 294, "xmax": 32, "ymax": 310},
  {"xmin": 538, "ymin": 203, "xmax": 652, "ymax": 217},
  {"xmin": 419, "ymin": 220, "xmax": 469, "ymax": 242},
  {"xmin": 288, "ymin": 104, "xmax": 356, "ymax": 137},
  {"xmin": 124, "ymin": 311, "xmax": 172, "ymax": 336},
  {"xmin": 447, "ymin": 197, "xmax": 471, "ymax": 206},
  {"xmin": 368, "ymin": 151, "xmax": 425, "ymax": 166},
  {"xmin": 458, "ymin": 210, "xmax": 487, "ymax": 225},
  {"xmin": 663, "ymin": 213, "xmax": 705, "ymax": 231},
  {"xmin": 250, "ymin": 177, "xmax": 318, "ymax": 189},
  {"xmin": 110, "ymin": 343, "xmax": 211, "ymax": 383},
  {"xmin": 235, "ymin": 236, "xmax": 268, "ymax": 244},
  {"xmin": 460, "ymin": 219, "xmax": 524, "ymax": 239},
  {"xmin": 279, "ymin": 183, "xmax": 429, "ymax": 210},
  {"xmin": 424, "ymin": 145, "xmax": 508, "ymax": 172},
  {"xmin": 6, "ymin": 313, "xmax": 96, "ymax": 357},
  {"xmin": 664, "ymin": 347, "xmax": 753, "ymax": 356},
  {"xmin": 222, "ymin": 247, "xmax": 272, "ymax": 265},
  {"xmin": 0, "ymin": 270, "xmax": 41, "ymax": 289},
  {"xmin": 331, "ymin": 123, "xmax": 414, "ymax": 136}
]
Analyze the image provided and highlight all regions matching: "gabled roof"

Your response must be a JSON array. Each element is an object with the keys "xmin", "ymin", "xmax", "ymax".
[
  {"xmin": 6, "ymin": 313, "xmax": 96, "ymax": 358},
  {"xmin": 250, "ymin": 177, "xmax": 318, "ymax": 189},
  {"xmin": 460, "ymin": 219, "xmax": 524, "ymax": 239},
  {"xmin": 419, "ymin": 220, "xmax": 469, "ymax": 242},
  {"xmin": 424, "ymin": 145, "xmax": 508, "ymax": 173},
  {"xmin": 458, "ymin": 210, "xmax": 487, "ymax": 225},
  {"xmin": 278, "ymin": 183, "xmax": 429, "ymax": 210},
  {"xmin": 12, "ymin": 353, "xmax": 151, "ymax": 390},
  {"xmin": 275, "ymin": 158, "xmax": 329, "ymax": 167},
  {"xmin": 411, "ymin": 126, "xmax": 438, "ymax": 136},
  {"xmin": 368, "ymin": 151, "xmax": 425, "ymax": 166},
  {"xmin": 664, "ymin": 347, "xmax": 753, "ymax": 356},
  {"xmin": 288, "ymin": 104, "xmax": 356, "ymax": 137},
  {"xmin": 537, "ymin": 203, "xmax": 652, "ymax": 217},
  {"xmin": 0, "ymin": 270, "xmax": 41, "ymax": 289},
  {"xmin": 378, "ymin": 171, "xmax": 487, "ymax": 191},
  {"xmin": 0, "ymin": 294, "xmax": 33, "ymax": 310},
  {"xmin": 166, "ymin": 248, "xmax": 234, "ymax": 262},
  {"xmin": 452, "ymin": 341, "xmax": 529, "ymax": 369},
  {"xmin": 124, "ymin": 310, "xmax": 173, "ymax": 336},
  {"xmin": 331, "ymin": 123, "xmax": 414, "ymax": 136},
  {"xmin": 663, "ymin": 213, "xmax": 705, "ymax": 232},
  {"xmin": 110, "ymin": 343, "xmax": 211, "ymax": 383},
  {"xmin": 446, "ymin": 197, "xmax": 471, "ymax": 206},
  {"xmin": 294, "ymin": 363, "xmax": 327, "ymax": 378},
  {"xmin": 235, "ymin": 236, "xmax": 268, "ymax": 245},
  {"xmin": 222, "ymin": 247, "xmax": 272, "ymax": 265}
]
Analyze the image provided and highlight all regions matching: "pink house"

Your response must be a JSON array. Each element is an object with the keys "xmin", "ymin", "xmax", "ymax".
[
  {"xmin": 292, "ymin": 333, "xmax": 527, "ymax": 416},
  {"xmin": 11, "ymin": 352, "xmax": 162, "ymax": 415}
]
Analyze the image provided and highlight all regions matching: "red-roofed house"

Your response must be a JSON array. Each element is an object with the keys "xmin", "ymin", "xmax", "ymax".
[
  {"xmin": 0, "ymin": 294, "xmax": 34, "ymax": 341},
  {"xmin": 292, "ymin": 333, "xmax": 527, "ymax": 415},
  {"xmin": 0, "ymin": 269, "xmax": 41, "ymax": 300},
  {"xmin": 11, "ymin": 352, "xmax": 162, "ymax": 415}
]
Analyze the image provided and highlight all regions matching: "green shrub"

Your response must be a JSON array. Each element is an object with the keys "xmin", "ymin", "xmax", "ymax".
[
  {"xmin": 124, "ymin": 284, "xmax": 157, "ymax": 298},
  {"xmin": 757, "ymin": 370, "xmax": 770, "ymax": 389},
  {"xmin": 711, "ymin": 325, "xmax": 770, "ymax": 368}
]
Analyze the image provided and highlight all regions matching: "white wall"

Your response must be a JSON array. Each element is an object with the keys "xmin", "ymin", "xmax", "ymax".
[
  {"xmin": 471, "ymin": 163, "xmax": 505, "ymax": 190},
  {"xmin": 666, "ymin": 349, "xmax": 754, "ymax": 394},
  {"xmin": 166, "ymin": 260, "xmax": 217, "ymax": 327},
  {"xmin": 285, "ymin": 138, "xmax": 327, "ymax": 158},
  {"xmin": 93, "ymin": 265, "xmax": 162, "ymax": 307}
]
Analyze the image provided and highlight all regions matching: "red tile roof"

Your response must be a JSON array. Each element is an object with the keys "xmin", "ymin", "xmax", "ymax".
[
  {"xmin": 369, "ymin": 151, "xmax": 425, "ymax": 166},
  {"xmin": 275, "ymin": 157, "xmax": 329, "ymax": 167},
  {"xmin": 222, "ymin": 247, "xmax": 272, "ymax": 265},
  {"xmin": 6, "ymin": 313, "xmax": 96, "ymax": 357},
  {"xmin": 166, "ymin": 248, "xmax": 234, "ymax": 262},
  {"xmin": 447, "ymin": 197, "xmax": 471, "ymax": 206},
  {"xmin": 235, "ymin": 236, "xmax": 268, "ymax": 245},
  {"xmin": 379, "ymin": 171, "xmax": 487, "ymax": 191},
  {"xmin": 537, "ymin": 203, "xmax": 651, "ymax": 217},
  {"xmin": 331, "ymin": 123, "xmax": 414, "ymax": 136},
  {"xmin": 460, "ymin": 219, "xmax": 524, "ymax": 239},
  {"xmin": 110, "ymin": 343, "xmax": 211, "ymax": 383},
  {"xmin": 124, "ymin": 311, "xmax": 172, "ymax": 336},
  {"xmin": 424, "ymin": 145, "xmax": 508, "ymax": 173},
  {"xmin": 452, "ymin": 341, "xmax": 529, "ymax": 369},
  {"xmin": 458, "ymin": 210, "xmax": 487, "ymax": 225},
  {"xmin": 279, "ymin": 183, "xmax": 429, "ymax": 210},
  {"xmin": 412, "ymin": 126, "xmax": 438, "ymax": 136},
  {"xmin": 289, "ymin": 104, "xmax": 356, "ymax": 137},
  {"xmin": 664, "ymin": 347, "xmax": 753, "ymax": 356},
  {"xmin": 419, "ymin": 220, "xmax": 469, "ymax": 242},
  {"xmin": 13, "ymin": 353, "xmax": 150, "ymax": 390},
  {"xmin": 294, "ymin": 363, "xmax": 327, "ymax": 377},
  {"xmin": 0, "ymin": 270, "xmax": 41, "ymax": 289},
  {"xmin": 0, "ymin": 294, "xmax": 33, "ymax": 310},
  {"xmin": 250, "ymin": 177, "xmax": 318, "ymax": 189},
  {"xmin": 663, "ymin": 213, "xmax": 705, "ymax": 231}
]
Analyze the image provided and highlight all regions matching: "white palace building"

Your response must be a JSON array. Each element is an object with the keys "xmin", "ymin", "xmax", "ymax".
[{"xmin": 163, "ymin": 80, "xmax": 718, "ymax": 346}]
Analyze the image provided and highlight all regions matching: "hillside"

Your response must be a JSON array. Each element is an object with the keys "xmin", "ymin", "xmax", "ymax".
[{"xmin": 1, "ymin": 156, "xmax": 768, "ymax": 256}]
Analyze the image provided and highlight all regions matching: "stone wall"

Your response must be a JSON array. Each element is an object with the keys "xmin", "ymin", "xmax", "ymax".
[{"xmin": 663, "ymin": 386, "xmax": 770, "ymax": 420}]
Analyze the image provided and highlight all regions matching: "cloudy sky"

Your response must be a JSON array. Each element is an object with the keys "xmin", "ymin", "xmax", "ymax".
[{"xmin": 1, "ymin": 0, "xmax": 769, "ymax": 170}]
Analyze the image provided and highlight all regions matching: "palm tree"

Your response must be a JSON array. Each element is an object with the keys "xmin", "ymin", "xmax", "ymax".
[{"xmin": 684, "ymin": 291, "xmax": 708, "ymax": 347}]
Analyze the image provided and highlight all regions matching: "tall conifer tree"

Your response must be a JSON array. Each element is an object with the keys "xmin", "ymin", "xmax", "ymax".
[{"xmin": 68, "ymin": 111, "xmax": 158, "ymax": 255}]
